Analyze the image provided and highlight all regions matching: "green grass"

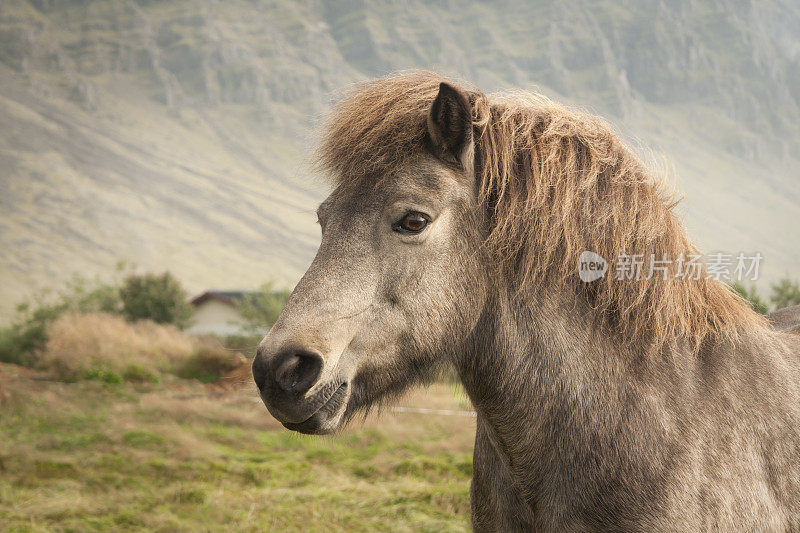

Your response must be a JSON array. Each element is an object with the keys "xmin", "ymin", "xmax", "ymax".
[{"xmin": 0, "ymin": 368, "xmax": 473, "ymax": 531}]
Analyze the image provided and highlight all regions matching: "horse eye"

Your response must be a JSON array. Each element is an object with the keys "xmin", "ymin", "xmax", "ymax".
[{"xmin": 394, "ymin": 212, "xmax": 429, "ymax": 234}]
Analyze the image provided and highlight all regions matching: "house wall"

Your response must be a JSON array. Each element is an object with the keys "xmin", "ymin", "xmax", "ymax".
[{"xmin": 186, "ymin": 300, "xmax": 250, "ymax": 336}]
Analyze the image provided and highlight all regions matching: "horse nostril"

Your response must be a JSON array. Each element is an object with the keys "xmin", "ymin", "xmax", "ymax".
[{"xmin": 273, "ymin": 350, "xmax": 324, "ymax": 395}]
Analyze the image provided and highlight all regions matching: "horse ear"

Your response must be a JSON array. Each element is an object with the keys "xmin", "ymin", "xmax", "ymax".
[{"xmin": 427, "ymin": 82, "xmax": 473, "ymax": 170}]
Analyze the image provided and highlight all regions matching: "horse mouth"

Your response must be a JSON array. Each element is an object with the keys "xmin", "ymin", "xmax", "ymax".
[{"xmin": 282, "ymin": 382, "xmax": 348, "ymax": 434}]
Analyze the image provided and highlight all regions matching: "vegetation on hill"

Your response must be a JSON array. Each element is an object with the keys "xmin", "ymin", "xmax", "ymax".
[
  {"xmin": 119, "ymin": 272, "xmax": 194, "ymax": 329},
  {"xmin": 730, "ymin": 282, "xmax": 770, "ymax": 315},
  {"xmin": 0, "ymin": 273, "xmax": 127, "ymax": 367},
  {"xmin": 0, "ymin": 269, "xmax": 229, "ymax": 376},
  {"xmin": 769, "ymin": 277, "xmax": 800, "ymax": 312},
  {"xmin": 237, "ymin": 281, "xmax": 292, "ymax": 334},
  {"xmin": 0, "ymin": 266, "xmax": 296, "ymax": 384},
  {"xmin": 4, "ymin": 309, "xmax": 243, "ymax": 385},
  {"xmin": 730, "ymin": 276, "xmax": 800, "ymax": 315}
]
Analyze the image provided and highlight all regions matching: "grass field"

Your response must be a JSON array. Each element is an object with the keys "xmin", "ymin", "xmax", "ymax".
[{"xmin": 0, "ymin": 363, "xmax": 476, "ymax": 532}]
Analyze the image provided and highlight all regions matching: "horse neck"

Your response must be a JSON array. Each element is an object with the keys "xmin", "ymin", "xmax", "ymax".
[{"xmin": 456, "ymin": 282, "xmax": 693, "ymax": 495}]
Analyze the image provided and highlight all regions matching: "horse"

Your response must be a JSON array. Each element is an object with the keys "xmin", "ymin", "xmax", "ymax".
[{"xmin": 252, "ymin": 71, "xmax": 800, "ymax": 531}]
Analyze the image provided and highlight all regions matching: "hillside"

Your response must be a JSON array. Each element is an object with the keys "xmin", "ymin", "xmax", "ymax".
[{"xmin": 1, "ymin": 0, "xmax": 799, "ymax": 320}]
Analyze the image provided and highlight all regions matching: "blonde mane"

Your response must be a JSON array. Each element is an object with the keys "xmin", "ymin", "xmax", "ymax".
[{"xmin": 318, "ymin": 71, "xmax": 765, "ymax": 349}]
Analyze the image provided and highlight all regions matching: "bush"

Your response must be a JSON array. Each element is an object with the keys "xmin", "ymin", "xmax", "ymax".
[
  {"xmin": 729, "ymin": 276, "xmax": 800, "ymax": 314},
  {"xmin": 119, "ymin": 272, "xmax": 193, "ymax": 329},
  {"xmin": 730, "ymin": 282, "xmax": 769, "ymax": 314},
  {"xmin": 770, "ymin": 277, "xmax": 800, "ymax": 311},
  {"xmin": 122, "ymin": 364, "xmax": 160, "ymax": 384},
  {"xmin": 218, "ymin": 334, "xmax": 263, "ymax": 359},
  {"xmin": 85, "ymin": 368, "xmax": 123, "ymax": 384},
  {"xmin": 67, "ymin": 275, "xmax": 124, "ymax": 314},
  {"xmin": 237, "ymin": 281, "xmax": 291, "ymax": 334},
  {"xmin": 0, "ymin": 303, "xmax": 63, "ymax": 366},
  {"xmin": 174, "ymin": 341, "xmax": 245, "ymax": 383},
  {"xmin": 0, "ymin": 273, "xmax": 126, "ymax": 366}
]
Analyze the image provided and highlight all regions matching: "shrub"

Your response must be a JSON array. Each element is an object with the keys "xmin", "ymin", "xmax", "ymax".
[
  {"xmin": 729, "ymin": 277, "xmax": 800, "ymax": 314},
  {"xmin": 730, "ymin": 282, "xmax": 769, "ymax": 314},
  {"xmin": 119, "ymin": 272, "xmax": 193, "ymax": 329},
  {"xmin": 0, "ymin": 274, "xmax": 123, "ymax": 366},
  {"xmin": 237, "ymin": 281, "xmax": 291, "ymax": 334},
  {"xmin": 174, "ymin": 341, "xmax": 245, "ymax": 383},
  {"xmin": 122, "ymin": 364, "xmax": 160, "ymax": 384},
  {"xmin": 85, "ymin": 368, "xmax": 123, "ymax": 384},
  {"xmin": 770, "ymin": 277, "xmax": 800, "ymax": 311},
  {"xmin": 218, "ymin": 334, "xmax": 263, "ymax": 359},
  {"xmin": 0, "ymin": 301, "xmax": 64, "ymax": 366},
  {"xmin": 66, "ymin": 275, "xmax": 123, "ymax": 314}
]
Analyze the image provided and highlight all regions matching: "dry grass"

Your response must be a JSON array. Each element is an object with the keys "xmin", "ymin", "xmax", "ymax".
[{"xmin": 40, "ymin": 313, "xmax": 241, "ymax": 382}]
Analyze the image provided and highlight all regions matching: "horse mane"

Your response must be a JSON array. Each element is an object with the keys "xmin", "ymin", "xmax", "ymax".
[{"xmin": 317, "ymin": 70, "xmax": 765, "ymax": 350}]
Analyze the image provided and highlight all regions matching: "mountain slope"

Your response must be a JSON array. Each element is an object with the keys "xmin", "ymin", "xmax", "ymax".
[{"xmin": 0, "ymin": 0, "xmax": 798, "ymax": 320}]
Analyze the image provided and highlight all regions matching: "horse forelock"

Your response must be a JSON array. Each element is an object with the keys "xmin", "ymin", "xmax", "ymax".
[{"xmin": 315, "ymin": 70, "xmax": 766, "ymax": 351}]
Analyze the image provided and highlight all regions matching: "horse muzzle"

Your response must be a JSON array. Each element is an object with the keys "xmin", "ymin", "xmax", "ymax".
[{"xmin": 252, "ymin": 344, "xmax": 350, "ymax": 434}]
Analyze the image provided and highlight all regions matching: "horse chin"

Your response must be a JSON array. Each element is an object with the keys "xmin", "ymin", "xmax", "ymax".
[{"xmin": 281, "ymin": 382, "xmax": 350, "ymax": 435}]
